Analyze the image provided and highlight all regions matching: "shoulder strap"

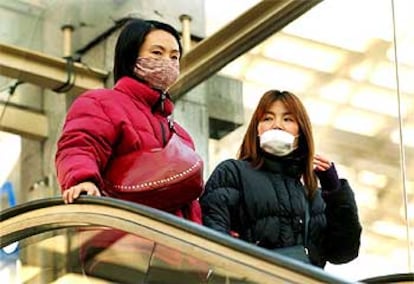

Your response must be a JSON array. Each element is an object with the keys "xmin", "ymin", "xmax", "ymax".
[
  {"xmin": 304, "ymin": 198, "xmax": 310, "ymax": 247},
  {"xmin": 159, "ymin": 115, "xmax": 175, "ymax": 147},
  {"xmin": 294, "ymin": 191, "xmax": 310, "ymax": 247}
]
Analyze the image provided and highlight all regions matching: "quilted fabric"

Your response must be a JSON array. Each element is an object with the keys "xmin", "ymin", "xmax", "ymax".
[{"xmin": 55, "ymin": 76, "xmax": 202, "ymax": 223}]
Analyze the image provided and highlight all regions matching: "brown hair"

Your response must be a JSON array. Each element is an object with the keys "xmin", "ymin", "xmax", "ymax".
[{"xmin": 237, "ymin": 90, "xmax": 318, "ymax": 196}]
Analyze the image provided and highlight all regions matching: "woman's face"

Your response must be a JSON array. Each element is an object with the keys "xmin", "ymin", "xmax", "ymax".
[
  {"xmin": 138, "ymin": 29, "xmax": 180, "ymax": 62},
  {"xmin": 257, "ymin": 100, "xmax": 300, "ymax": 136}
]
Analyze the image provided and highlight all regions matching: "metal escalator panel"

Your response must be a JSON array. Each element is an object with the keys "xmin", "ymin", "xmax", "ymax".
[{"xmin": 0, "ymin": 196, "xmax": 352, "ymax": 283}]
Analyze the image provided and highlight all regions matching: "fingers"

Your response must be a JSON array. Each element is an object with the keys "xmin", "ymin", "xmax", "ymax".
[
  {"xmin": 63, "ymin": 186, "xmax": 83, "ymax": 204},
  {"xmin": 313, "ymin": 154, "xmax": 332, "ymax": 171},
  {"xmin": 62, "ymin": 182, "xmax": 100, "ymax": 204},
  {"xmin": 87, "ymin": 186, "xmax": 101, "ymax": 197}
]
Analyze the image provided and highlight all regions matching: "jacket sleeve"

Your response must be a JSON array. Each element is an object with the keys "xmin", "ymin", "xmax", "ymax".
[
  {"xmin": 200, "ymin": 160, "xmax": 241, "ymax": 234},
  {"xmin": 320, "ymin": 179, "xmax": 362, "ymax": 264},
  {"xmin": 55, "ymin": 93, "xmax": 117, "ymax": 191}
]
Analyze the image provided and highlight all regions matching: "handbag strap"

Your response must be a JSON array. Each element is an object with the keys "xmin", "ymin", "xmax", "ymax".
[
  {"xmin": 294, "ymin": 193, "xmax": 310, "ymax": 248},
  {"xmin": 304, "ymin": 197, "xmax": 310, "ymax": 247},
  {"xmin": 159, "ymin": 116, "xmax": 175, "ymax": 147}
]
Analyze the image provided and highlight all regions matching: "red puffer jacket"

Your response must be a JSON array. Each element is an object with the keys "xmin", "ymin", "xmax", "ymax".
[{"xmin": 55, "ymin": 76, "xmax": 202, "ymax": 224}]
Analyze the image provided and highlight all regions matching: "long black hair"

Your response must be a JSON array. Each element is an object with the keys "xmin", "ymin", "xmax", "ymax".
[{"xmin": 113, "ymin": 19, "xmax": 182, "ymax": 83}]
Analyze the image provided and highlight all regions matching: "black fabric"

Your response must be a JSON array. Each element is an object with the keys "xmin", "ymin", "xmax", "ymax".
[
  {"xmin": 200, "ymin": 157, "xmax": 362, "ymax": 268},
  {"xmin": 261, "ymin": 150, "xmax": 305, "ymax": 179},
  {"xmin": 274, "ymin": 195, "xmax": 311, "ymax": 264},
  {"xmin": 273, "ymin": 245, "xmax": 310, "ymax": 264}
]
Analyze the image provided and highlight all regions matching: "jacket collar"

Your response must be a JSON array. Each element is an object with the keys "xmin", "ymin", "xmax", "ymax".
[
  {"xmin": 261, "ymin": 151, "xmax": 305, "ymax": 179},
  {"xmin": 113, "ymin": 76, "xmax": 174, "ymax": 116}
]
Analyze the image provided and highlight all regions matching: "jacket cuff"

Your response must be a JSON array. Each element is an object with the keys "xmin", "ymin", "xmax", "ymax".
[{"xmin": 315, "ymin": 162, "xmax": 340, "ymax": 191}]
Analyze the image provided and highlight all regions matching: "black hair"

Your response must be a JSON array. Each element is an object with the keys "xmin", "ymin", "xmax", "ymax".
[{"xmin": 113, "ymin": 19, "xmax": 182, "ymax": 83}]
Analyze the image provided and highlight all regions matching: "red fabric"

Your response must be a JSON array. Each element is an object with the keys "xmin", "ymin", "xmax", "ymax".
[
  {"xmin": 55, "ymin": 76, "xmax": 202, "ymax": 222},
  {"xmin": 174, "ymin": 200, "xmax": 202, "ymax": 224},
  {"xmin": 103, "ymin": 132, "xmax": 204, "ymax": 213}
]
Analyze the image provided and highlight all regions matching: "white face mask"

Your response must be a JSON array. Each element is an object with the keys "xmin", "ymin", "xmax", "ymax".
[{"xmin": 259, "ymin": 129, "xmax": 298, "ymax": 156}]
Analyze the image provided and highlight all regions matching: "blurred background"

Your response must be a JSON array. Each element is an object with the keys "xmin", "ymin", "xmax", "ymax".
[{"xmin": 0, "ymin": 0, "xmax": 413, "ymax": 282}]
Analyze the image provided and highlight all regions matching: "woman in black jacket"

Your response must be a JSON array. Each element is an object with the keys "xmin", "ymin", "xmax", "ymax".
[{"xmin": 200, "ymin": 90, "xmax": 362, "ymax": 268}]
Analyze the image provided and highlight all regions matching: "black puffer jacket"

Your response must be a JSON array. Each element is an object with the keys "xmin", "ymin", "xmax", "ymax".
[{"xmin": 200, "ymin": 157, "xmax": 362, "ymax": 268}]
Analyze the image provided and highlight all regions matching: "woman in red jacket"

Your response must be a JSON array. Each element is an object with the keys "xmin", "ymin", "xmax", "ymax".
[{"xmin": 55, "ymin": 19, "xmax": 203, "ymax": 224}]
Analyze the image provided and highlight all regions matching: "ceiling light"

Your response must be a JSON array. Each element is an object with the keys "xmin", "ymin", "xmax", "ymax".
[
  {"xmin": 351, "ymin": 86, "xmax": 408, "ymax": 117},
  {"xmin": 407, "ymin": 180, "xmax": 414, "ymax": 194},
  {"xmin": 368, "ymin": 61, "xmax": 414, "ymax": 93},
  {"xmin": 357, "ymin": 170, "xmax": 388, "ymax": 188},
  {"xmin": 261, "ymin": 34, "xmax": 345, "ymax": 72},
  {"xmin": 333, "ymin": 108, "xmax": 385, "ymax": 136},
  {"xmin": 243, "ymin": 58, "xmax": 314, "ymax": 93},
  {"xmin": 400, "ymin": 202, "xmax": 414, "ymax": 221},
  {"xmin": 395, "ymin": 66, "xmax": 414, "ymax": 93},
  {"xmin": 349, "ymin": 60, "xmax": 375, "ymax": 82},
  {"xmin": 390, "ymin": 126, "xmax": 414, "ymax": 147},
  {"xmin": 319, "ymin": 79, "xmax": 354, "ymax": 103},
  {"xmin": 354, "ymin": 185, "xmax": 378, "ymax": 209},
  {"xmin": 368, "ymin": 61, "xmax": 396, "ymax": 90},
  {"xmin": 303, "ymin": 98, "xmax": 336, "ymax": 126},
  {"xmin": 386, "ymin": 40, "xmax": 414, "ymax": 67},
  {"xmin": 371, "ymin": 220, "xmax": 412, "ymax": 240}
]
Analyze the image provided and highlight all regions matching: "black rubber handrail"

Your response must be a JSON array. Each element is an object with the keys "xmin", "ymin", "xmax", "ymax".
[{"xmin": 360, "ymin": 273, "xmax": 414, "ymax": 283}]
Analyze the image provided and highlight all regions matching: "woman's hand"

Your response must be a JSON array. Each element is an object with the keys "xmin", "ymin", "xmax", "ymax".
[
  {"xmin": 62, "ymin": 181, "xmax": 101, "ymax": 204},
  {"xmin": 313, "ymin": 154, "xmax": 332, "ymax": 171},
  {"xmin": 314, "ymin": 154, "xmax": 340, "ymax": 191}
]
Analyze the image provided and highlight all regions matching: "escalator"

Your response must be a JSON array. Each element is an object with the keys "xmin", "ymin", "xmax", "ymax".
[{"xmin": 1, "ymin": 196, "xmax": 354, "ymax": 283}]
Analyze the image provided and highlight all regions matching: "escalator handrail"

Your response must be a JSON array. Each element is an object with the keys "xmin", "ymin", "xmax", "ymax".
[
  {"xmin": 360, "ymin": 273, "xmax": 414, "ymax": 283},
  {"xmin": 1, "ymin": 196, "xmax": 354, "ymax": 283}
]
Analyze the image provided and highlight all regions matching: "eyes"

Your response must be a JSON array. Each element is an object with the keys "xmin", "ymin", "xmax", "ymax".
[
  {"xmin": 262, "ymin": 114, "xmax": 296, "ymax": 123},
  {"xmin": 151, "ymin": 49, "xmax": 180, "ymax": 60}
]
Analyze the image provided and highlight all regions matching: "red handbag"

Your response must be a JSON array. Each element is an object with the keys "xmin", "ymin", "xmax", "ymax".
[{"xmin": 103, "ymin": 133, "xmax": 204, "ymax": 212}]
